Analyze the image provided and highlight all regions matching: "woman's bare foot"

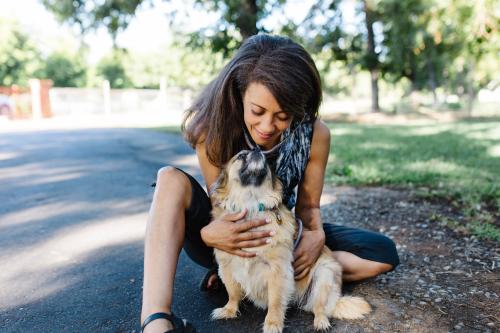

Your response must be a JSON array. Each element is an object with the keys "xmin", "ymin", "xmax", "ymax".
[{"xmin": 206, "ymin": 272, "xmax": 219, "ymax": 289}]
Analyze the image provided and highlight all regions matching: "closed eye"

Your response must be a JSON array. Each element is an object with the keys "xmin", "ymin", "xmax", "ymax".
[
  {"xmin": 277, "ymin": 113, "xmax": 291, "ymax": 121},
  {"xmin": 251, "ymin": 109, "xmax": 264, "ymax": 116}
]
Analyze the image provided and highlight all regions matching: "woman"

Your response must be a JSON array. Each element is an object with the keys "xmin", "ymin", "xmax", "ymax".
[{"xmin": 141, "ymin": 34, "xmax": 399, "ymax": 333}]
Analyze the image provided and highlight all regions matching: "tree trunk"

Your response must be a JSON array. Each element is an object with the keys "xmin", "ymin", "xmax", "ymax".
[
  {"xmin": 236, "ymin": 0, "xmax": 258, "ymax": 40},
  {"xmin": 364, "ymin": 0, "xmax": 380, "ymax": 112},
  {"xmin": 426, "ymin": 41, "xmax": 438, "ymax": 106},
  {"xmin": 428, "ymin": 61, "xmax": 438, "ymax": 106},
  {"xmin": 370, "ymin": 69, "xmax": 380, "ymax": 112}
]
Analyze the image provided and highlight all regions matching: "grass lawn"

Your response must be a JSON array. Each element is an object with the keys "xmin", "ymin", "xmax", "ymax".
[{"xmin": 326, "ymin": 120, "xmax": 500, "ymax": 240}]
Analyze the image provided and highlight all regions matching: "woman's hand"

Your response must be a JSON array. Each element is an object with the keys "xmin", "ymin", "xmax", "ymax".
[
  {"xmin": 201, "ymin": 208, "xmax": 274, "ymax": 258},
  {"xmin": 292, "ymin": 228, "xmax": 325, "ymax": 280}
]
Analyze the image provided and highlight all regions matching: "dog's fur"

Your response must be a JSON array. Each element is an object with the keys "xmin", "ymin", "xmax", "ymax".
[{"xmin": 209, "ymin": 150, "xmax": 371, "ymax": 333}]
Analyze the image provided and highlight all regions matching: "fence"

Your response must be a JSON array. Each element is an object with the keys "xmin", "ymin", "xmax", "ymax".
[{"xmin": 49, "ymin": 84, "xmax": 193, "ymax": 125}]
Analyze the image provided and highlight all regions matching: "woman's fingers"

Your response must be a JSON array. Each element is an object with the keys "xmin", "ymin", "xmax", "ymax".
[
  {"xmin": 224, "ymin": 208, "xmax": 248, "ymax": 222},
  {"xmin": 236, "ymin": 218, "xmax": 269, "ymax": 232},
  {"xmin": 237, "ymin": 238, "xmax": 272, "ymax": 248},
  {"xmin": 293, "ymin": 255, "xmax": 308, "ymax": 270},
  {"xmin": 231, "ymin": 248, "xmax": 258, "ymax": 258},
  {"xmin": 237, "ymin": 230, "xmax": 274, "ymax": 241},
  {"xmin": 294, "ymin": 265, "xmax": 311, "ymax": 280}
]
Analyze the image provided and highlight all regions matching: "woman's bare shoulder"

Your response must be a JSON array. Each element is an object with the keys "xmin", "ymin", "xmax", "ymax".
[
  {"xmin": 195, "ymin": 140, "xmax": 221, "ymax": 192},
  {"xmin": 312, "ymin": 119, "xmax": 331, "ymax": 146}
]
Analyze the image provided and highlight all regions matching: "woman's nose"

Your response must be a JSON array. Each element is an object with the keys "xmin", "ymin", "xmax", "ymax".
[{"xmin": 260, "ymin": 115, "xmax": 275, "ymax": 132}]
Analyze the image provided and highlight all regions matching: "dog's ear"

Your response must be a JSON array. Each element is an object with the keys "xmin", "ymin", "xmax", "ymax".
[
  {"xmin": 271, "ymin": 171, "xmax": 283, "ymax": 195},
  {"xmin": 209, "ymin": 167, "xmax": 228, "ymax": 204}
]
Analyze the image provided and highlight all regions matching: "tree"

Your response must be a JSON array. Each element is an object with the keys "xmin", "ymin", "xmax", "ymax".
[
  {"xmin": 443, "ymin": 0, "xmax": 499, "ymax": 113},
  {"xmin": 363, "ymin": 0, "xmax": 380, "ymax": 112},
  {"xmin": 0, "ymin": 20, "xmax": 41, "ymax": 86},
  {"xmin": 34, "ymin": 52, "xmax": 87, "ymax": 87},
  {"xmin": 41, "ymin": 0, "xmax": 146, "ymax": 43},
  {"xmin": 96, "ymin": 51, "xmax": 132, "ymax": 88},
  {"xmin": 300, "ymin": 0, "xmax": 382, "ymax": 112},
  {"xmin": 42, "ymin": 0, "xmax": 286, "ymax": 56},
  {"xmin": 379, "ymin": 0, "xmax": 498, "ymax": 110}
]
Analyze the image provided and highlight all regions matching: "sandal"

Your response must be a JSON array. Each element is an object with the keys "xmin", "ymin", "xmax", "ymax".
[
  {"xmin": 199, "ymin": 267, "xmax": 223, "ymax": 292},
  {"xmin": 141, "ymin": 312, "xmax": 196, "ymax": 333}
]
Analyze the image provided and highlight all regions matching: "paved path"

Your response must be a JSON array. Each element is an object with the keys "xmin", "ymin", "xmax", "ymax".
[{"xmin": 0, "ymin": 126, "xmax": 324, "ymax": 332}]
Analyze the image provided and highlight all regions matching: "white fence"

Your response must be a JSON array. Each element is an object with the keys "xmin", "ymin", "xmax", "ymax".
[
  {"xmin": 49, "ymin": 86, "xmax": 194, "ymax": 123},
  {"xmin": 48, "ymin": 85, "xmax": 500, "ymax": 123}
]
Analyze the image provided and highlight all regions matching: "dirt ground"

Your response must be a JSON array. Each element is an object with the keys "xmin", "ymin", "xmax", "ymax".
[{"xmin": 319, "ymin": 185, "xmax": 499, "ymax": 333}]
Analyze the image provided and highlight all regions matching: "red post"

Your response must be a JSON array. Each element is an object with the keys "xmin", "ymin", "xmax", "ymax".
[{"xmin": 29, "ymin": 79, "xmax": 53, "ymax": 118}]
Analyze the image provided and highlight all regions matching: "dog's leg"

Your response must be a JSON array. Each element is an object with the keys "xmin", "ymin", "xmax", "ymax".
[
  {"xmin": 263, "ymin": 264, "xmax": 294, "ymax": 333},
  {"xmin": 211, "ymin": 265, "xmax": 243, "ymax": 320},
  {"xmin": 310, "ymin": 264, "xmax": 340, "ymax": 331}
]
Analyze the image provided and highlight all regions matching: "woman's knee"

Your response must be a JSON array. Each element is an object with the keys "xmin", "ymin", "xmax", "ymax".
[
  {"xmin": 368, "ymin": 261, "xmax": 393, "ymax": 277},
  {"xmin": 155, "ymin": 166, "xmax": 192, "ymax": 209},
  {"xmin": 364, "ymin": 235, "xmax": 399, "ymax": 277}
]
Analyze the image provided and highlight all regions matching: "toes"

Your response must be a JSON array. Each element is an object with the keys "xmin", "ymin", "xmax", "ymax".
[
  {"xmin": 263, "ymin": 320, "xmax": 284, "ymax": 333},
  {"xmin": 211, "ymin": 307, "xmax": 238, "ymax": 320},
  {"xmin": 313, "ymin": 315, "xmax": 331, "ymax": 331}
]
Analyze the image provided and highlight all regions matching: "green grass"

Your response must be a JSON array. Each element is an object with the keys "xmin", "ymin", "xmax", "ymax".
[{"xmin": 327, "ymin": 120, "xmax": 500, "ymax": 240}]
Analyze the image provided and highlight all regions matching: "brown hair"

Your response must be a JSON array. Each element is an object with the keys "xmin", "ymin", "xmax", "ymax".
[{"xmin": 182, "ymin": 34, "xmax": 322, "ymax": 167}]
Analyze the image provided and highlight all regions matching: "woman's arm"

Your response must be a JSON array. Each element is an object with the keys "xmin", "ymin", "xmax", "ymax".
[
  {"xmin": 195, "ymin": 141, "xmax": 221, "ymax": 192},
  {"xmin": 293, "ymin": 119, "xmax": 331, "ymax": 279},
  {"xmin": 295, "ymin": 119, "xmax": 331, "ymax": 229}
]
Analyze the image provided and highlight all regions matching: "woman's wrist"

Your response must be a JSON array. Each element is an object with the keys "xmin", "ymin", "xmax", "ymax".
[
  {"xmin": 200, "ymin": 225, "xmax": 212, "ymax": 247},
  {"xmin": 297, "ymin": 207, "xmax": 323, "ymax": 231}
]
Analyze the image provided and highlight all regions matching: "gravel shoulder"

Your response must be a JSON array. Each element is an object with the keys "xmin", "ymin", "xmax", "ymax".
[{"xmin": 319, "ymin": 185, "xmax": 499, "ymax": 333}]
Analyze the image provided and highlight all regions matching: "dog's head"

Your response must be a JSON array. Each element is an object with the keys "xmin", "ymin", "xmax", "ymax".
[
  {"xmin": 229, "ymin": 149, "xmax": 271, "ymax": 187},
  {"xmin": 210, "ymin": 149, "xmax": 282, "ymax": 208}
]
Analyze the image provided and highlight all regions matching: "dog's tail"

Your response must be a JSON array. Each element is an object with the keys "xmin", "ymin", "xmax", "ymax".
[{"xmin": 331, "ymin": 296, "xmax": 371, "ymax": 319}]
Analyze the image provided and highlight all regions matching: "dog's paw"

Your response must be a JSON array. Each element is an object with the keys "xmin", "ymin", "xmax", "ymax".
[
  {"xmin": 263, "ymin": 320, "xmax": 284, "ymax": 333},
  {"xmin": 313, "ymin": 314, "xmax": 331, "ymax": 331},
  {"xmin": 211, "ymin": 306, "xmax": 239, "ymax": 320}
]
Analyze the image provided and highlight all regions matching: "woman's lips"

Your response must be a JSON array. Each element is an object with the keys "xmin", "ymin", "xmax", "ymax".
[{"xmin": 254, "ymin": 128, "xmax": 274, "ymax": 140}]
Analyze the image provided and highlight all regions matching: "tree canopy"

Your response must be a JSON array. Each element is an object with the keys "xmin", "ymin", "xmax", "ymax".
[{"xmin": 0, "ymin": 0, "xmax": 496, "ymax": 113}]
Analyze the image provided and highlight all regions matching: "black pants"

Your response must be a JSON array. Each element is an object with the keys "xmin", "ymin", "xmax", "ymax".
[{"xmin": 177, "ymin": 168, "xmax": 400, "ymax": 270}]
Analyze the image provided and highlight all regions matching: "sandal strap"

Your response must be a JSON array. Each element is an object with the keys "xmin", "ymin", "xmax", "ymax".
[{"xmin": 141, "ymin": 312, "xmax": 184, "ymax": 332}]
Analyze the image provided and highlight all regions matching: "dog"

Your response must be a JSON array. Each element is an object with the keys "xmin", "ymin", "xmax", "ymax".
[{"xmin": 209, "ymin": 149, "xmax": 371, "ymax": 333}]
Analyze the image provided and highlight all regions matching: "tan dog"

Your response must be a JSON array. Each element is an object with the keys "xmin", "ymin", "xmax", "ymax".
[{"xmin": 210, "ymin": 149, "xmax": 371, "ymax": 333}]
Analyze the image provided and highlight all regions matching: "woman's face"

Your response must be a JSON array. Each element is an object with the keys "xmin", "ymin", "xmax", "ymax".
[{"xmin": 242, "ymin": 82, "xmax": 293, "ymax": 150}]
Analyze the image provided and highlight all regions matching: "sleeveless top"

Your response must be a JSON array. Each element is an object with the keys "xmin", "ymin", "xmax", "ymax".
[{"xmin": 265, "ymin": 120, "xmax": 314, "ymax": 209}]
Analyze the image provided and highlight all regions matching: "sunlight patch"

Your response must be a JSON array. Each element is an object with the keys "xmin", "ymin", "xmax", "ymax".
[
  {"xmin": 0, "ymin": 202, "xmax": 86, "ymax": 229},
  {"xmin": 23, "ymin": 171, "xmax": 84, "ymax": 186},
  {"xmin": 464, "ymin": 127, "xmax": 500, "ymax": 140},
  {"xmin": 0, "ymin": 213, "xmax": 146, "ymax": 308},
  {"xmin": 171, "ymin": 154, "xmax": 199, "ymax": 167},
  {"xmin": 405, "ymin": 159, "xmax": 465, "ymax": 174},
  {"xmin": 358, "ymin": 142, "xmax": 398, "ymax": 150},
  {"xmin": 330, "ymin": 127, "xmax": 362, "ymax": 136},
  {"xmin": 487, "ymin": 144, "xmax": 500, "ymax": 157},
  {"xmin": 404, "ymin": 124, "xmax": 453, "ymax": 136},
  {"xmin": 0, "ymin": 152, "xmax": 19, "ymax": 161}
]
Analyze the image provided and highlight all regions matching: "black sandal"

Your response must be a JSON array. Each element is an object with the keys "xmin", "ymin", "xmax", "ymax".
[
  {"xmin": 199, "ymin": 267, "xmax": 222, "ymax": 292},
  {"xmin": 141, "ymin": 312, "xmax": 196, "ymax": 333}
]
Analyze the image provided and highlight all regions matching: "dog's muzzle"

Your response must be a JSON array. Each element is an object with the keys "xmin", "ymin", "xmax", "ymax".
[{"xmin": 239, "ymin": 149, "xmax": 268, "ymax": 186}]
